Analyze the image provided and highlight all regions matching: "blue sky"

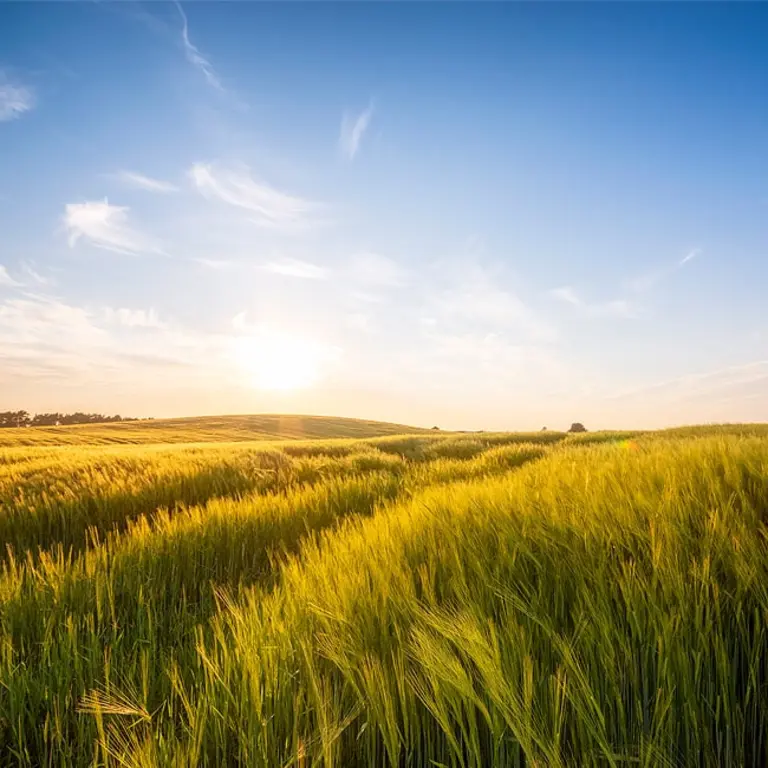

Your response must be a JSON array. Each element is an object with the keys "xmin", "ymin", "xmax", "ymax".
[{"xmin": 0, "ymin": 3, "xmax": 766, "ymax": 429}]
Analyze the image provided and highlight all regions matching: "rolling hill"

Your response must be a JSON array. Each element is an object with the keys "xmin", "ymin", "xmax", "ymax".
[{"xmin": 0, "ymin": 413, "xmax": 432, "ymax": 447}]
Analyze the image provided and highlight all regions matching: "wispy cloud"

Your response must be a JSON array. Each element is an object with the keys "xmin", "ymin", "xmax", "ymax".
[
  {"xmin": 189, "ymin": 163, "xmax": 315, "ymax": 228},
  {"xmin": 428, "ymin": 264, "xmax": 556, "ymax": 342},
  {"xmin": 607, "ymin": 360, "xmax": 768, "ymax": 405},
  {"xmin": 339, "ymin": 102, "xmax": 374, "ymax": 161},
  {"xmin": 116, "ymin": 171, "xmax": 178, "ymax": 193},
  {"xmin": 63, "ymin": 199, "xmax": 165, "ymax": 256},
  {"xmin": 552, "ymin": 248, "xmax": 702, "ymax": 319},
  {"xmin": 345, "ymin": 312, "xmax": 371, "ymax": 332},
  {"xmin": 348, "ymin": 252, "xmax": 407, "ymax": 287},
  {"xmin": 262, "ymin": 257, "xmax": 327, "ymax": 280},
  {"xmin": 21, "ymin": 262, "xmax": 51, "ymax": 286},
  {"xmin": 0, "ymin": 72, "xmax": 35, "ymax": 122},
  {"xmin": 420, "ymin": 331, "xmax": 566, "ymax": 395},
  {"xmin": 0, "ymin": 293, "xmax": 226, "ymax": 387},
  {"xmin": 548, "ymin": 286, "xmax": 580, "ymax": 307},
  {"xmin": 0, "ymin": 265, "xmax": 21, "ymax": 288},
  {"xmin": 679, "ymin": 248, "xmax": 700, "ymax": 266},
  {"xmin": 175, "ymin": 1, "xmax": 223, "ymax": 92},
  {"xmin": 194, "ymin": 257, "xmax": 239, "ymax": 271},
  {"xmin": 103, "ymin": 307, "xmax": 168, "ymax": 329},
  {"xmin": 549, "ymin": 286, "xmax": 637, "ymax": 318},
  {"xmin": 627, "ymin": 247, "xmax": 702, "ymax": 293},
  {"xmin": 0, "ymin": 294, "xmax": 106, "ymax": 349}
]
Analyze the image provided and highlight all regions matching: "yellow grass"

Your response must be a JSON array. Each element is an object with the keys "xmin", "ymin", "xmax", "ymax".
[
  {"xmin": 0, "ymin": 413, "xmax": 432, "ymax": 447},
  {"xmin": 1, "ymin": 418, "xmax": 767, "ymax": 766}
]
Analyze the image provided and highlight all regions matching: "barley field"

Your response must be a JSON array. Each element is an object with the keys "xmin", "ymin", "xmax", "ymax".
[
  {"xmin": 2, "ymin": 418, "xmax": 768, "ymax": 767},
  {"xmin": 0, "ymin": 414, "xmax": 431, "ymax": 448}
]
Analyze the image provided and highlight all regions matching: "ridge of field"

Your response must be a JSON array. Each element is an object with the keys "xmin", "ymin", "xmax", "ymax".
[
  {"xmin": 0, "ymin": 413, "xmax": 434, "ymax": 447},
  {"xmin": 2, "ymin": 425, "xmax": 768, "ymax": 766}
]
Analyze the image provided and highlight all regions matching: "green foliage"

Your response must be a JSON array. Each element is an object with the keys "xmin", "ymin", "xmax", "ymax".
[{"xmin": 1, "ymin": 423, "xmax": 767, "ymax": 766}]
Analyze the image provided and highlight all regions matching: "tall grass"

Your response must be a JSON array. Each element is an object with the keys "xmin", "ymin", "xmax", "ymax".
[
  {"xmin": 0, "ymin": 438, "xmax": 549, "ymax": 560},
  {"xmin": 0, "ymin": 472, "xmax": 409, "ymax": 764},
  {"xmin": 1, "ymin": 429, "xmax": 767, "ymax": 766},
  {"xmin": 0, "ymin": 438, "xmax": 546, "ymax": 765},
  {"xmin": 141, "ymin": 436, "xmax": 768, "ymax": 768},
  {"xmin": 0, "ymin": 443, "xmax": 423, "ymax": 559}
]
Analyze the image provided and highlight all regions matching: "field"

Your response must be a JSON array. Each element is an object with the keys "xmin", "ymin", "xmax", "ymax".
[
  {"xmin": 0, "ymin": 414, "xmax": 431, "ymax": 448},
  {"xmin": 2, "ymin": 418, "xmax": 768, "ymax": 767}
]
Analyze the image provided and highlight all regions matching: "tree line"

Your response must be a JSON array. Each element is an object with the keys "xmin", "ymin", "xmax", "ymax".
[{"xmin": 0, "ymin": 411, "xmax": 141, "ymax": 428}]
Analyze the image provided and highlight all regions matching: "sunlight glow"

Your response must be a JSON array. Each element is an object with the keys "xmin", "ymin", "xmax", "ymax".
[{"xmin": 231, "ymin": 329, "xmax": 339, "ymax": 391}]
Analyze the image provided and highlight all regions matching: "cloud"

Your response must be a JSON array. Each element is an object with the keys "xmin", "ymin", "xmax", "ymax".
[
  {"xmin": 628, "ymin": 247, "xmax": 702, "ymax": 293},
  {"xmin": 606, "ymin": 360, "xmax": 768, "ymax": 407},
  {"xmin": 103, "ymin": 307, "xmax": 168, "ymax": 329},
  {"xmin": 63, "ymin": 199, "xmax": 165, "ymax": 256},
  {"xmin": 339, "ymin": 102, "xmax": 374, "ymax": 160},
  {"xmin": 189, "ymin": 163, "xmax": 315, "ymax": 228},
  {"xmin": 348, "ymin": 252, "xmax": 407, "ymax": 287},
  {"xmin": 116, "ymin": 171, "xmax": 178, "ymax": 193},
  {"xmin": 598, "ymin": 299, "xmax": 635, "ymax": 318},
  {"xmin": 679, "ymin": 248, "xmax": 700, "ymax": 266},
  {"xmin": 194, "ymin": 257, "xmax": 239, "ymax": 270},
  {"xmin": 345, "ymin": 312, "xmax": 371, "ymax": 332},
  {"xmin": 0, "ymin": 265, "xmax": 21, "ymax": 287},
  {"xmin": 0, "ymin": 294, "xmax": 106, "ymax": 349},
  {"xmin": 423, "ymin": 331, "xmax": 565, "ymax": 390},
  {"xmin": 262, "ymin": 257, "xmax": 327, "ymax": 280},
  {"xmin": 549, "ymin": 286, "xmax": 637, "ymax": 318},
  {"xmin": 429, "ymin": 264, "xmax": 556, "ymax": 342},
  {"xmin": 0, "ymin": 293, "xmax": 229, "ymax": 388},
  {"xmin": 552, "ymin": 249, "xmax": 701, "ymax": 319},
  {"xmin": 175, "ymin": 1, "xmax": 223, "ymax": 92},
  {"xmin": 549, "ymin": 286, "xmax": 580, "ymax": 307},
  {"xmin": 0, "ymin": 72, "xmax": 35, "ymax": 122},
  {"xmin": 354, "ymin": 322, "xmax": 566, "ymax": 404},
  {"xmin": 20, "ymin": 262, "xmax": 51, "ymax": 286}
]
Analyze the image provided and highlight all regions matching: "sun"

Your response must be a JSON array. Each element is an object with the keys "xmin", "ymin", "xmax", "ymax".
[{"xmin": 232, "ymin": 329, "xmax": 337, "ymax": 392}]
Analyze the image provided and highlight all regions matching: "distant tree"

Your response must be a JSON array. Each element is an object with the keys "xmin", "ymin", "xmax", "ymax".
[
  {"xmin": 32, "ymin": 413, "xmax": 64, "ymax": 426},
  {"xmin": 0, "ymin": 411, "xmax": 30, "ymax": 428},
  {"xmin": 541, "ymin": 426, "xmax": 547, "ymax": 431},
  {"xmin": 5, "ymin": 411, "xmax": 138, "ymax": 427},
  {"xmin": 568, "ymin": 422, "xmax": 587, "ymax": 433},
  {"xmin": 431, "ymin": 426, "xmax": 440, "ymax": 430}
]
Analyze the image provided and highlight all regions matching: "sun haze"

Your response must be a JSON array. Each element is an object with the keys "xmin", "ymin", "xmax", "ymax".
[{"xmin": 1, "ymin": 4, "xmax": 767, "ymax": 429}]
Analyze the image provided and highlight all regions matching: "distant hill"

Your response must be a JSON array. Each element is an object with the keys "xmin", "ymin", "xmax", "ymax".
[{"xmin": 0, "ymin": 414, "xmax": 431, "ymax": 447}]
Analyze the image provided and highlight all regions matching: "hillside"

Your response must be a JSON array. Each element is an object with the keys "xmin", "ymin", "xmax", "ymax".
[{"xmin": 0, "ymin": 413, "xmax": 431, "ymax": 447}]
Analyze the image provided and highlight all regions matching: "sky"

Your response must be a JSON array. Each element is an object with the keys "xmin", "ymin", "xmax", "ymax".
[{"xmin": 0, "ymin": 3, "xmax": 767, "ymax": 431}]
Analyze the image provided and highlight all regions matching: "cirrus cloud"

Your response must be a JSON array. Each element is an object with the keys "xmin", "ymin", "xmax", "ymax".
[
  {"xmin": 175, "ymin": 0, "xmax": 223, "ymax": 92},
  {"xmin": 63, "ymin": 199, "xmax": 165, "ymax": 256},
  {"xmin": 189, "ymin": 163, "xmax": 316, "ymax": 228},
  {"xmin": 549, "ymin": 286, "xmax": 637, "ymax": 318},
  {"xmin": 115, "ymin": 171, "xmax": 178, "ymax": 194},
  {"xmin": 339, "ymin": 102, "xmax": 374, "ymax": 161},
  {"xmin": 0, "ymin": 71, "xmax": 35, "ymax": 122},
  {"xmin": 261, "ymin": 257, "xmax": 328, "ymax": 280},
  {"xmin": 0, "ymin": 265, "xmax": 21, "ymax": 288}
]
